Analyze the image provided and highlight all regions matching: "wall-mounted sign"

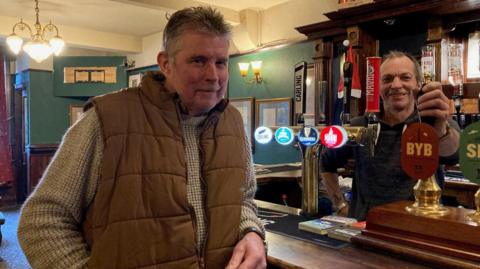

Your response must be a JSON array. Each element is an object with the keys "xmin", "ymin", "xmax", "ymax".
[
  {"xmin": 320, "ymin": 125, "xmax": 348, "ymax": 148},
  {"xmin": 297, "ymin": 126, "xmax": 320, "ymax": 146},
  {"xmin": 254, "ymin": 126, "xmax": 273, "ymax": 144},
  {"xmin": 293, "ymin": 62, "xmax": 307, "ymax": 125},
  {"xmin": 64, "ymin": 67, "xmax": 117, "ymax": 83},
  {"xmin": 400, "ymin": 123, "xmax": 439, "ymax": 180},
  {"xmin": 275, "ymin": 127, "xmax": 295, "ymax": 145},
  {"xmin": 459, "ymin": 122, "xmax": 480, "ymax": 184}
]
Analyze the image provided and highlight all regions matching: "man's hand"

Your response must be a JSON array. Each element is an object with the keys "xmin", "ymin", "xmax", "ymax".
[
  {"xmin": 417, "ymin": 81, "xmax": 459, "ymax": 156},
  {"xmin": 225, "ymin": 232, "xmax": 266, "ymax": 269},
  {"xmin": 416, "ymin": 81, "xmax": 450, "ymax": 136},
  {"xmin": 337, "ymin": 204, "xmax": 349, "ymax": 217}
]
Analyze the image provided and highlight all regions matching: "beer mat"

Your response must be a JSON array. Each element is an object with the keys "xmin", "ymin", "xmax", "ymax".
[
  {"xmin": 259, "ymin": 208, "xmax": 348, "ymax": 249},
  {"xmin": 445, "ymin": 170, "xmax": 464, "ymax": 178}
]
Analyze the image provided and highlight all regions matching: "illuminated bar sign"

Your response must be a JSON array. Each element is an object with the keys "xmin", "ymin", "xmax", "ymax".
[
  {"xmin": 297, "ymin": 126, "xmax": 319, "ymax": 146},
  {"xmin": 254, "ymin": 126, "xmax": 273, "ymax": 144},
  {"xmin": 275, "ymin": 127, "xmax": 295, "ymax": 145},
  {"xmin": 320, "ymin": 125, "xmax": 348, "ymax": 148}
]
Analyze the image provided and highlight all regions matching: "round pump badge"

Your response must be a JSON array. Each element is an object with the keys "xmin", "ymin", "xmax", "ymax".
[
  {"xmin": 320, "ymin": 125, "xmax": 348, "ymax": 148},
  {"xmin": 254, "ymin": 126, "xmax": 273, "ymax": 144},
  {"xmin": 275, "ymin": 127, "xmax": 295, "ymax": 145},
  {"xmin": 400, "ymin": 122, "xmax": 439, "ymax": 180},
  {"xmin": 297, "ymin": 126, "xmax": 319, "ymax": 146},
  {"xmin": 459, "ymin": 122, "xmax": 480, "ymax": 184}
]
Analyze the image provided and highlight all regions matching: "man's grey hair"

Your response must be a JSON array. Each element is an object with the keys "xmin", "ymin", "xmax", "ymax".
[
  {"xmin": 382, "ymin": 50, "xmax": 423, "ymax": 84},
  {"xmin": 163, "ymin": 6, "xmax": 232, "ymax": 59}
]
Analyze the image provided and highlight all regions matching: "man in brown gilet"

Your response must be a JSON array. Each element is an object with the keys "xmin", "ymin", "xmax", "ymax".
[{"xmin": 18, "ymin": 6, "xmax": 266, "ymax": 269}]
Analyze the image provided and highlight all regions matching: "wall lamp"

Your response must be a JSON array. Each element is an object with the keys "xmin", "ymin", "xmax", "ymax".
[{"xmin": 238, "ymin": 61, "xmax": 263, "ymax": 83}]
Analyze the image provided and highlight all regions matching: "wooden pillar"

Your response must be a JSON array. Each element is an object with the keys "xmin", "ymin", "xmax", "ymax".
[
  {"xmin": 313, "ymin": 39, "xmax": 333, "ymax": 125},
  {"xmin": 346, "ymin": 26, "xmax": 377, "ymax": 117}
]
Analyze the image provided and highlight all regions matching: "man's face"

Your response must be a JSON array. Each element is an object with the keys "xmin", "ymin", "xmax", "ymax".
[
  {"xmin": 380, "ymin": 56, "xmax": 419, "ymax": 113},
  {"xmin": 159, "ymin": 31, "xmax": 229, "ymax": 116}
]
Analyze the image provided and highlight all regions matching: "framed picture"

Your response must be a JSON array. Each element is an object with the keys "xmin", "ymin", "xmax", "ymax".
[
  {"xmin": 229, "ymin": 97, "xmax": 255, "ymax": 150},
  {"xmin": 69, "ymin": 105, "xmax": 84, "ymax": 126},
  {"xmin": 255, "ymin": 98, "xmax": 292, "ymax": 128},
  {"xmin": 128, "ymin": 73, "xmax": 142, "ymax": 87},
  {"xmin": 467, "ymin": 32, "xmax": 480, "ymax": 81}
]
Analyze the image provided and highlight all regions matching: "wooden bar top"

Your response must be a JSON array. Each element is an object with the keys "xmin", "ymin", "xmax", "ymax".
[{"xmin": 257, "ymin": 200, "xmax": 431, "ymax": 269}]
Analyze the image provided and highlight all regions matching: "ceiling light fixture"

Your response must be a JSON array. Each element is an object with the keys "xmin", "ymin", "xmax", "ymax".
[{"xmin": 6, "ymin": 0, "xmax": 64, "ymax": 63}]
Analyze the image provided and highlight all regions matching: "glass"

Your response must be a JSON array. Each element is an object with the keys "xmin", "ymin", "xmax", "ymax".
[{"xmin": 421, "ymin": 45, "xmax": 435, "ymax": 83}]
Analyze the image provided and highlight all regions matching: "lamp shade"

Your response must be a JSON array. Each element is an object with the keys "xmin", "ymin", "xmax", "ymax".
[
  {"xmin": 6, "ymin": 34, "xmax": 23, "ymax": 55},
  {"xmin": 23, "ymin": 41, "xmax": 52, "ymax": 63},
  {"xmin": 251, "ymin": 61, "xmax": 262, "ymax": 75},
  {"xmin": 238, "ymin": 62, "xmax": 249, "ymax": 77},
  {"xmin": 49, "ymin": 36, "xmax": 65, "ymax": 56}
]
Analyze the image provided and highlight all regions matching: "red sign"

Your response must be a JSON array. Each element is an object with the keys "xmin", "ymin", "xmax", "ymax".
[
  {"xmin": 401, "ymin": 123, "xmax": 439, "ymax": 180},
  {"xmin": 320, "ymin": 125, "xmax": 348, "ymax": 148},
  {"xmin": 366, "ymin": 57, "xmax": 381, "ymax": 112}
]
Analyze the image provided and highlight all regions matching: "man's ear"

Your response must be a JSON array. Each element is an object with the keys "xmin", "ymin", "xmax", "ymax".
[{"xmin": 157, "ymin": 52, "xmax": 170, "ymax": 75}]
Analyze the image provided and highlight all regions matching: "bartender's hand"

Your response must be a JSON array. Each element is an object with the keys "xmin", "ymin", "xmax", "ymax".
[
  {"xmin": 416, "ymin": 81, "xmax": 450, "ymax": 136},
  {"xmin": 337, "ymin": 204, "xmax": 349, "ymax": 217},
  {"xmin": 417, "ymin": 81, "xmax": 459, "ymax": 156},
  {"xmin": 226, "ymin": 232, "xmax": 266, "ymax": 269}
]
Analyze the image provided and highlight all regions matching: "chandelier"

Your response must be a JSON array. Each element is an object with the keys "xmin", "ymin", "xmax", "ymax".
[{"xmin": 6, "ymin": 0, "xmax": 65, "ymax": 63}]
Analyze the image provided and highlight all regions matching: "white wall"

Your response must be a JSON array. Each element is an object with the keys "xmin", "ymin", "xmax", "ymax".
[
  {"xmin": 128, "ymin": 31, "xmax": 164, "ymax": 68},
  {"xmin": 15, "ymin": 54, "xmax": 53, "ymax": 72},
  {"xmin": 126, "ymin": 0, "xmax": 339, "ymax": 68},
  {"xmin": 261, "ymin": 0, "xmax": 337, "ymax": 45}
]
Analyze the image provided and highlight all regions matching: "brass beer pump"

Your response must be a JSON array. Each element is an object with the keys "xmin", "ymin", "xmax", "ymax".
[
  {"xmin": 405, "ymin": 175, "xmax": 448, "ymax": 216},
  {"xmin": 269, "ymin": 125, "xmax": 369, "ymax": 216}
]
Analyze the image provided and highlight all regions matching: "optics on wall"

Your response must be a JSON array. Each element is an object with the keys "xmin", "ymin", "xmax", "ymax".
[
  {"xmin": 6, "ymin": 0, "xmax": 65, "ymax": 63},
  {"xmin": 238, "ymin": 61, "xmax": 263, "ymax": 83}
]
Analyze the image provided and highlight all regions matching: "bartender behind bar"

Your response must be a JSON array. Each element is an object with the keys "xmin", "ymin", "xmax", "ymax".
[{"xmin": 320, "ymin": 51, "xmax": 460, "ymax": 221}]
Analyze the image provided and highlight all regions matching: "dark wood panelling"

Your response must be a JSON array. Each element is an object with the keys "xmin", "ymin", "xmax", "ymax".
[
  {"xmin": 27, "ymin": 144, "xmax": 58, "ymax": 194},
  {"xmin": 296, "ymin": 0, "xmax": 480, "ymax": 120}
]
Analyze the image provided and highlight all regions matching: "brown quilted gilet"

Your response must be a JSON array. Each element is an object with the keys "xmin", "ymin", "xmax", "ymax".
[{"xmin": 82, "ymin": 72, "xmax": 247, "ymax": 269}]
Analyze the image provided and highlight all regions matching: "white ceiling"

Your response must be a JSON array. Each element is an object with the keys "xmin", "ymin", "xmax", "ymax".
[{"xmin": 0, "ymin": 0, "xmax": 290, "ymax": 37}]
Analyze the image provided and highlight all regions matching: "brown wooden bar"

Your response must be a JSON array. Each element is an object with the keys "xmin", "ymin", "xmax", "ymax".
[
  {"xmin": 256, "ymin": 165, "xmax": 479, "ymax": 209},
  {"xmin": 257, "ymin": 200, "xmax": 431, "ymax": 269},
  {"xmin": 352, "ymin": 201, "xmax": 480, "ymax": 268},
  {"xmin": 256, "ymin": 165, "xmax": 302, "ymax": 185},
  {"xmin": 443, "ymin": 181, "xmax": 480, "ymax": 209}
]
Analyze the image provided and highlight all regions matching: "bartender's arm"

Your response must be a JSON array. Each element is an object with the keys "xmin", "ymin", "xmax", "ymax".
[
  {"xmin": 321, "ymin": 172, "xmax": 349, "ymax": 216},
  {"xmin": 417, "ymin": 82, "xmax": 460, "ymax": 157},
  {"xmin": 319, "ymin": 146, "xmax": 352, "ymax": 216}
]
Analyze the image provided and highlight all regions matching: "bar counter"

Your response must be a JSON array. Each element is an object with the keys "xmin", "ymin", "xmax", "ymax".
[
  {"xmin": 255, "ymin": 164, "xmax": 479, "ymax": 209},
  {"xmin": 256, "ymin": 200, "xmax": 431, "ymax": 269}
]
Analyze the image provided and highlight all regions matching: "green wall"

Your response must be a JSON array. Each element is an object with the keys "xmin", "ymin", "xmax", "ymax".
[
  {"xmin": 228, "ymin": 41, "xmax": 315, "ymax": 164},
  {"xmin": 27, "ymin": 71, "xmax": 86, "ymax": 144},
  {"xmin": 18, "ymin": 56, "xmax": 127, "ymax": 145},
  {"xmin": 21, "ymin": 42, "xmax": 316, "ymax": 157},
  {"xmin": 53, "ymin": 56, "xmax": 127, "ymax": 97}
]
